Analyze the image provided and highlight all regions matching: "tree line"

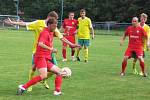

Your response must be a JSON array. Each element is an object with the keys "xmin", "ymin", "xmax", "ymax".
[{"xmin": 0, "ymin": 0, "xmax": 150, "ymax": 23}]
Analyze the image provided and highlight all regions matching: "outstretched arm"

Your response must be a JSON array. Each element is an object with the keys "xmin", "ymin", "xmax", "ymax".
[
  {"xmin": 4, "ymin": 18, "xmax": 26, "ymax": 26},
  {"xmin": 60, "ymin": 37, "xmax": 80, "ymax": 48}
]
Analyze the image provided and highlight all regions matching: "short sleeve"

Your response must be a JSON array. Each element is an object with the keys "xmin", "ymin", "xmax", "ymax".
[
  {"xmin": 26, "ymin": 20, "xmax": 38, "ymax": 31},
  {"xmin": 88, "ymin": 18, "xmax": 92, "ymax": 28},
  {"xmin": 146, "ymin": 25, "xmax": 150, "ymax": 37},
  {"xmin": 54, "ymin": 27, "xmax": 63, "ymax": 39},
  {"xmin": 142, "ymin": 28, "xmax": 147, "ymax": 37}
]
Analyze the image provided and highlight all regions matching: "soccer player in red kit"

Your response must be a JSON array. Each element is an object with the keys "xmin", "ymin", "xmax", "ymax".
[
  {"xmin": 61, "ymin": 12, "xmax": 78, "ymax": 61},
  {"xmin": 17, "ymin": 18, "xmax": 80, "ymax": 95},
  {"xmin": 120, "ymin": 17, "xmax": 148, "ymax": 77}
]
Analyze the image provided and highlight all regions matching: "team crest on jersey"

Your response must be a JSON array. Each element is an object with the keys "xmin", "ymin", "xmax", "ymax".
[{"xmin": 137, "ymin": 30, "xmax": 139, "ymax": 33}]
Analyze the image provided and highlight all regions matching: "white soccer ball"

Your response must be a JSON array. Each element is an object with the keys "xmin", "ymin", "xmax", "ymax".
[{"xmin": 61, "ymin": 67, "xmax": 72, "ymax": 77}]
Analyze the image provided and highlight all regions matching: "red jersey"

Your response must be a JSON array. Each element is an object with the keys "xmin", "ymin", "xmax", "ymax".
[
  {"xmin": 63, "ymin": 19, "xmax": 78, "ymax": 36},
  {"xmin": 125, "ymin": 26, "xmax": 147, "ymax": 49},
  {"xmin": 35, "ymin": 27, "xmax": 53, "ymax": 59}
]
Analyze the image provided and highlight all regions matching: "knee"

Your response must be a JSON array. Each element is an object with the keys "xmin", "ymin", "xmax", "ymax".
[
  {"xmin": 40, "ymin": 74, "xmax": 47, "ymax": 79},
  {"xmin": 84, "ymin": 46, "xmax": 87, "ymax": 49},
  {"xmin": 62, "ymin": 46, "xmax": 66, "ymax": 49},
  {"xmin": 78, "ymin": 47, "xmax": 82, "ymax": 50},
  {"xmin": 138, "ymin": 57, "xmax": 144, "ymax": 62},
  {"xmin": 123, "ymin": 56, "xmax": 128, "ymax": 61},
  {"xmin": 72, "ymin": 48, "xmax": 75, "ymax": 51}
]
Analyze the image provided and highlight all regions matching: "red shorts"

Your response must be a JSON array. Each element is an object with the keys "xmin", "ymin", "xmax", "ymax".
[
  {"xmin": 34, "ymin": 57, "xmax": 54, "ymax": 71},
  {"xmin": 124, "ymin": 48, "xmax": 143, "ymax": 58},
  {"xmin": 63, "ymin": 36, "xmax": 75, "ymax": 48}
]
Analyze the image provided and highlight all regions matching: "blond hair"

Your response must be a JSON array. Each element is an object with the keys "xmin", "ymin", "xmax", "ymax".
[{"xmin": 141, "ymin": 13, "xmax": 148, "ymax": 19}]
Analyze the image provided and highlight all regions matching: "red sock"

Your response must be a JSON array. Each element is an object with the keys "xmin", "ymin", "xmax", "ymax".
[
  {"xmin": 62, "ymin": 49, "xmax": 66, "ymax": 59},
  {"xmin": 23, "ymin": 76, "xmax": 42, "ymax": 89},
  {"xmin": 55, "ymin": 75, "xmax": 62, "ymax": 92},
  {"xmin": 71, "ymin": 49, "xmax": 75, "ymax": 56},
  {"xmin": 121, "ymin": 60, "xmax": 127, "ymax": 73},
  {"xmin": 140, "ymin": 61, "xmax": 145, "ymax": 73}
]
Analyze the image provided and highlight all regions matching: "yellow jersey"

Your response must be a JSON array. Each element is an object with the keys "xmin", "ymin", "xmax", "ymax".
[
  {"xmin": 77, "ymin": 17, "xmax": 92, "ymax": 39},
  {"xmin": 142, "ymin": 24, "xmax": 150, "ymax": 51},
  {"xmin": 26, "ymin": 20, "xmax": 63, "ymax": 53}
]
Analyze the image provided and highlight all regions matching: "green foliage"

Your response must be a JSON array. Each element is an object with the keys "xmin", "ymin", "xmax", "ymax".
[{"xmin": 0, "ymin": 0, "xmax": 16, "ymax": 15}]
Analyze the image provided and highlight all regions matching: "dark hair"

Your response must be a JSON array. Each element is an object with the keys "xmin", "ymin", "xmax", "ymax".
[
  {"xmin": 47, "ymin": 17, "xmax": 57, "ymax": 26},
  {"xmin": 47, "ymin": 11, "xmax": 58, "ymax": 19},
  {"xmin": 80, "ymin": 9, "xmax": 86, "ymax": 13},
  {"xmin": 69, "ymin": 11, "xmax": 74, "ymax": 14}
]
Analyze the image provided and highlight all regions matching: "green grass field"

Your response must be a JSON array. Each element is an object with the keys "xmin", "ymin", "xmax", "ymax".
[{"xmin": 0, "ymin": 29, "xmax": 150, "ymax": 100}]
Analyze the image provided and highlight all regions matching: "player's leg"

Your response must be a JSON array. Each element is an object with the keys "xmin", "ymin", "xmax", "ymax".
[
  {"xmin": 120, "ymin": 48, "xmax": 131, "ymax": 76},
  {"xmin": 70, "ymin": 36, "xmax": 76, "ymax": 61},
  {"xmin": 17, "ymin": 57, "xmax": 48, "ymax": 95},
  {"xmin": 47, "ymin": 64, "xmax": 63, "ymax": 96},
  {"xmin": 136, "ymin": 50, "xmax": 147, "ymax": 77},
  {"xmin": 120, "ymin": 56, "xmax": 129, "ymax": 76},
  {"xmin": 71, "ymin": 47, "xmax": 76, "ymax": 61},
  {"xmin": 76, "ymin": 48, "xmax": 81, "ymax": 61},
  {"xmin": 83, "ymin": 39, "xmax": 90, "ymax": 62},
  {"xmin": 139, "ymin": 51, "xmax": 145, "ymax": 76},
  {"xmin": 17, "ymin": 68, "xmax": 47, "ymax": 95},
  {"xmin": 76, "ymin": 39, "xmax": 83, "ymax": 61},
  {"xmin": 132, "ymin": 58, "xmax": 138, "ymax": 74},
  {"xmin": 40, "ymin": 53, "xmax": 59, "ymax": 89},
  {"xmin": 138, "ymin": 56, "xmax": 147, "ymax": 77},
  {"xmin": 51, "ymin": 53, "xmax": 63, "ymax": 95},
  {"xmin": 84, "ymin": 46, "xmax": 88, "ymax": 62},
  {"xmin": 27, "ymin": 54, "xmax": 36, "ymax": 92},
  {"xmin": 40, "ymin": 79, "xmax": 49, "ymax": 89},
  {"xmin": 54, "ymin": 75, "xmax": 62, "ymax": 96},
  {"xmin": 62, "ymin": 41, "xmax": 67, "ymax": 61},
  {"xmin": 131, "ymin": 52, "xmax": 138, "ymax": 74}
]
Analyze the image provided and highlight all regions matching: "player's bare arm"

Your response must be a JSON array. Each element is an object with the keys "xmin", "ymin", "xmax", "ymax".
[
  {"xmin": 4, "ymin": 18, "xmax": 26, "ymax": 26},
  {"xmin": 90, "ymin": 27, "xmax": 95, "ymax": 39},
  {"xmin": 52, "ymin": 48, "xmax": 58, "ymax": 53},
  {"xmin": 60, "ymin": 37, "xmax": 80, "ymax": 48},
  {"xmin": 120, "ymin": 34, "xmax": 126, "ymax": 46},
  {"xmin": 38, "ymin": 42, "xmax": 53, "ymax": 51}
]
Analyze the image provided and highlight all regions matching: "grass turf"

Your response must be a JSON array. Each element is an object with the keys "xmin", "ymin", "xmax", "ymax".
[{"xmin": 0, "ymin": 29, "xmax": 150, "ymax": 100}]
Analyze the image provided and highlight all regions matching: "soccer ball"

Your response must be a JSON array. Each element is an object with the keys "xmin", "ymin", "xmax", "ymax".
[{"xmin": 61, "ymin": 67, "xmax": 72, "ymax": 77}]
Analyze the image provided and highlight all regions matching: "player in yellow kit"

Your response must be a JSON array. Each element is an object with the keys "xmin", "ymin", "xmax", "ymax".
[
  {"xmin": 132, "ymin": 13, "xmax": 150, "ymax": 75},
  {"xmin": 76, "ymin": 9, "xmax": 94, "ymax": 62}
]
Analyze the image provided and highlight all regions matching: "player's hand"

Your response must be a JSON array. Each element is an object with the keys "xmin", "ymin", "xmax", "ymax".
[
  {"xmin": 92, "ymin": 34, "xmax": 95, "ymax": 39},
  {"xmin": 62, "ymin": 33, "xmax": 68, "ymax": 36},
  {"xmin": 147, "ymin": 42, "xmax": 150, "ymax": 51},
  {"xmin": 4, "ymin": 18, "xmax": 11, "ymax": 24},
  {"xmin": 52, "ymin": 48, "xmax": 58, "ymax": 53},
  {"xmin": 120, "ymin": 38, "xmax": 124, "ymax": 46},
  {"xmin": 71, "ymin": 44, "xmax": 81, "ymax": 48},
  {"xmin": 120, "ymin": 41, "xmax": 123, "ymax": 46},
  {"xmin": 4, "ymin": 18, "xmax": 14, "ymax": 26}
]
